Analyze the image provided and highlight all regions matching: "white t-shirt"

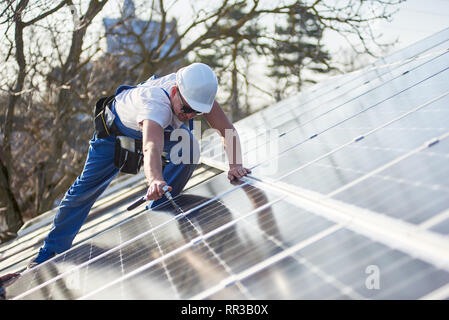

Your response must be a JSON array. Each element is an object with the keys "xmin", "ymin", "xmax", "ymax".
[{"xmin": 114, "ymin": 73, "xmax": 183, "ymax": 131}]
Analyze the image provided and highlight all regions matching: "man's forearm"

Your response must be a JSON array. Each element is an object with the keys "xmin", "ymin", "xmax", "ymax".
[
  {"xmin": 223, "ymin": 128, "xmax": 243, "ymax": 166},
  {"xmin": 204, "ymin": 100, "xmax": 245, "ymax": 167},
  {"xmin": 143, "ymin": 142, "xmax": 164, "ymax": 183}
]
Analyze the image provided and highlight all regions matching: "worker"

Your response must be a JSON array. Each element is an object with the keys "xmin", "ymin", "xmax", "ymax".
[{"xmin": 28, "ymin": 63, "xmax": 251, "ymax": 268}]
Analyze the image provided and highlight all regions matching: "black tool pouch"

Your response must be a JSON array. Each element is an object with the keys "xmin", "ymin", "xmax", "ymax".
[
  {"xmin": 94, "ymin": 96, "xmax": 116, "ymax": 139},
  {"xmin": 114, "ymin": 136, "xmax": 143, "ymax": 174}
]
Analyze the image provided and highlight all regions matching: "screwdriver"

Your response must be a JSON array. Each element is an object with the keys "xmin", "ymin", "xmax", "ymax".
[
  {"xmin": 127, "ymin": 185, "xmax": 184, "ymax": 215},
  {"xmin": 161, "ymin": 185, "xmax": 185, "ymax": 215}
]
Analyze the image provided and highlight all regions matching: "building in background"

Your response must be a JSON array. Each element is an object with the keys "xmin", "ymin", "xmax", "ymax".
[{"xmin": 103, "ymin": 0, "xmax": 181, "ymax": 75}]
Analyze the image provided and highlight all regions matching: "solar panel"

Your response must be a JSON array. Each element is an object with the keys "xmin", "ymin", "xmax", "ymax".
[
  {"xmin": 0, "ymin": 165, "xmax": 220, "ymax": 275},
  {"xmin": 332, "ymin": 135, "xmax": 449, "ymax": 226},
  {"xmin": 2, "ymin": 28, "xmax": 449, "ymax": 301},
  {"xmin": 204, "ymin": 45, "xmax": 449, "ymax": 171}
]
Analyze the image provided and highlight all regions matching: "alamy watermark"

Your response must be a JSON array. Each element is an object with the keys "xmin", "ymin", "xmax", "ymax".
[{"xmin": 365, "ymin": 265, "xmax": 380, "ymax": 290}]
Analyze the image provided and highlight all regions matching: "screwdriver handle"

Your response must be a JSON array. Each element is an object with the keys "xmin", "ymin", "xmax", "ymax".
[
  {"xmin": 128, "ymin": 186, "xmax": 172, "ymax": 211},
  {"xmin": 127, "ymin": 196, "xmax": 147, "ymax": 211}
]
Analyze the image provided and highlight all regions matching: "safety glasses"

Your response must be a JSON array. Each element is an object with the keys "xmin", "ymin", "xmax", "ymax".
[{"xmin": 177, "ymin": 87, "xmax": 203, "ymax": 115}]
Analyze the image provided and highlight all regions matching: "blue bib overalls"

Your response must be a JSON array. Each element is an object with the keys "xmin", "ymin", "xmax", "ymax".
[{"xmin": 35, "ymin": 82, "xmax": 198, "ymax": 262}]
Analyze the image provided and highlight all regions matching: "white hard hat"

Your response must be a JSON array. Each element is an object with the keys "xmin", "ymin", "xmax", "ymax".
[{"xmin": 176, "ymin": 63, "xmax": 218, "ymax": 113}]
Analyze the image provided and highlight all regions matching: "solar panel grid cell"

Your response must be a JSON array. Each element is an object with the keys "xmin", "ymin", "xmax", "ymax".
[{"xmin": 430, "ymin": 218, "xmax": 449, "ymax": 235}]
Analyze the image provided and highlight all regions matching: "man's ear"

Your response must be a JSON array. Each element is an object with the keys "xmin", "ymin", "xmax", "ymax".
[{"xmin": 170, "ymin": 85, "xmax": 177, "ymax": 98}]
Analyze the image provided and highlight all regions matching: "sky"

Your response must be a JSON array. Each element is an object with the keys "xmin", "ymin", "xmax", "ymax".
[
  {"xmin": 238, "ymin": 0, "xmax": 448, "ymax": 105},
  {"xmin": 2, "ymin": 0, "xmax": 448, "ymax": 104},
  {"xmin": 154, "ymin": 0, "xmax": 449, "ymax": 104},
  {"xmin": 100, "ymin": 0, "xmax": 449, "ymax": 61},
  {"xmin": 374, "ymin": 0, "xmax": 449, "ymax": 49},
  {"xmin": 325, "ymin": 0, "xmax": 449, "ymax": 65}
]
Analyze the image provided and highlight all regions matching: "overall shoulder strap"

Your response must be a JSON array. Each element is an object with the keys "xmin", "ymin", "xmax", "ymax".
[{"xmin": 115, "ymin": 84, "xmax": 137, "ymax": 96}]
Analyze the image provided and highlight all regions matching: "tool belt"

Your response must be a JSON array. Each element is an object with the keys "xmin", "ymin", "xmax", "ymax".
[
  {"xmin": 94, "ymin": 96, "xmax": 120, "ymax": 138},
  {"xmin": 114, "ymin": 136, "xmax": 143, "ymax": 174},
  {"xmin": 94, "ymin": 96, "xmax": 143, "ymax": 175}
]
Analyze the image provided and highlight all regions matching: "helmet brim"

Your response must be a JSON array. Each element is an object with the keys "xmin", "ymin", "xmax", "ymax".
[{"xmin": 183, "ymin": 99, "xmax": 213, "ymax": 113}]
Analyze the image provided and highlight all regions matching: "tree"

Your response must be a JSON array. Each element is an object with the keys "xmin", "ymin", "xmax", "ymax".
[
  {"xmin": 266, "ymin": 5, "xmax": 332, "ymax": 101},
  {"xmin": 0, "ymin": 0, "xmax": 403, "ymax": 242},
  {"xmin": 0, "ymin": 0, "xmax": 108, "ymax": 240},
  {"xmin": 187, "ymin": 0, "xmax": 404, "ymax": 116}
]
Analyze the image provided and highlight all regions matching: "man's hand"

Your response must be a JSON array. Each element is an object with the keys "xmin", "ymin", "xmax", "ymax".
[
  {"xmin": 228, "ymin": 164, "xmax": 251, "ymax": 181},
  {"xmin": 146, "ymin": 180, "xmax": 172, "ymax": 200}
]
